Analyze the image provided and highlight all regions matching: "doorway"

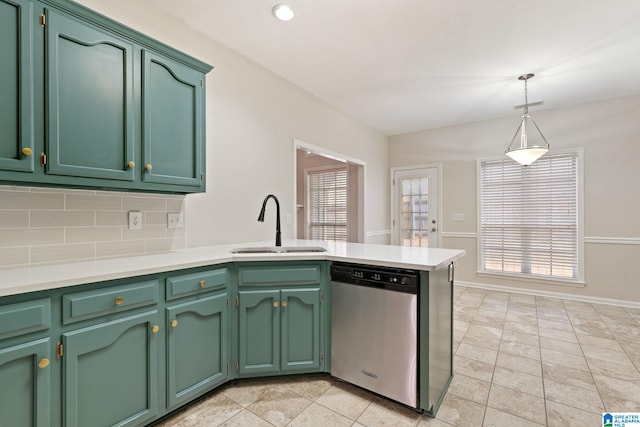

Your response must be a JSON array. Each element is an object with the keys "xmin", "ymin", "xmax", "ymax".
[
  {"xmin": 391, "ymin": 165, "xmax": 441, "ymax": 247},
  {"xmin": 294, "ymin": 140, "xmax": 365, "ymax": 242}
]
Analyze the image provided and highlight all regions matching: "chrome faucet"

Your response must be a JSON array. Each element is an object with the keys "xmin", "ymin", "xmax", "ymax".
[{"xmin": 257, "ymin": 194, "xmax": 281, "ymax": 247}]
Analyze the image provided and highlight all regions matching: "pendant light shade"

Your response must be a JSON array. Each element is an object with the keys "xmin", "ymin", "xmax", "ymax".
[{"xmin": 505, "ymin": 74, "xmax": 549, "ymax": 166}]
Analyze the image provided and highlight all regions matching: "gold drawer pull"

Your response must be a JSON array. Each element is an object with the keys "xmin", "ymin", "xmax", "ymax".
[
  {"xmin": 22, "ymin": 147, "xmax": 33, "ymax": 156},
  {"xmin": 115, "ymin": 296, "xmax": 124, "ymax": 305},
  {"xmin": 127, "ymin": 161, "xmax": 135, "ymax": 169},
  {"xmin": 145, "ymin": 164, "xmax": 153, "ymax": 171},
  {"xmin": 199, "ymin": 280, "xmax": 206, "ymax": 288},
  {"xmin": 171, "ymin": 320, "xmax": 178, "ymax": 328},
  {"xmin": 151, "ymin": 325, "xmax": 160, "ymax": 333},
  {"xmin": 273, "ymin": 301, "xmax": 279, "ymax": 308},
  {"xmin": 38, "ymin": 358, "xmax": 50, "ymax": 369},
  {"xmin": 281, "ymin": 300, "xmax": 288, "ymax": 308}
]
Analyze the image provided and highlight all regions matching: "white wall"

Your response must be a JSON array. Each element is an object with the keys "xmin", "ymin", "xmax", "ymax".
[
  {"xmin": 389, "ymin": 95, "xmax": 640, "ymax": 303},
  {"xmin": 73, "ymin": 2, "xmax": 389, "ymax": 246}
]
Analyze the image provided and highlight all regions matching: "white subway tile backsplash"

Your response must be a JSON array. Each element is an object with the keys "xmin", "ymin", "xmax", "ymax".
[
  {"xmin": 122, "ymin": 225, "xmax": 167, "ymax": 240},
  {"xmin": 66, "ymin": 226, "xmax": 122, "ymax": 243},
  {"xmin": 96, "ymin": 211, "xmax": 128, "ymax": 226},
  {"xmin": 0, "ymin": 211, "xmax": 30, "ymax": 228},
  {"xmin": 31, "ymin": 243, "xmax": 96, "ymax": 264},
  {"xmin": 30, "ymin": 211, "xmax": 95, "ymax": 227},
  {"xmin": 96, "ymin": 240, "xmax": 146, "ymax": 258},
  {"xmin": 0, "ymin": 228, "xmax": 65, "ymax": 246},
  {"xmin": 0, "ymin": 247, "xmax": 30, "ymax": 267},
  {"xmin": 123, "ymin": 196, "xmax": 167, "ymax": 212},
  {"xmin": 67, "ymin": 194, "xmax": 122, "ymax": 211},
  {"xmin": 0, "ymin": 190, "xmax": 64, "ymax": 210},
  {"xmin": 0, "ymin": 186, "xmax": 186, "ymax": 267}
]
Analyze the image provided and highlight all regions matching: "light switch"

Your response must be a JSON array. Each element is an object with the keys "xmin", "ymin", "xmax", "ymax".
[{"xmin": 452, "ymin": 213, "xmax": 464, "ymax": 222}]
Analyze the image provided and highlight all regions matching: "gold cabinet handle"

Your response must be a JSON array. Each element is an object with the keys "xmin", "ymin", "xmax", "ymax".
[
  {"xmin": 273, "ymin": 301, "xmax": 279, "ymax": 308},
  {"xmin": 151, "ymin": 325, "xmax": 160, "ymax": 333},
  {"xmin": 170, "ymin": 320, "xmax": 178, "ymax": 328},
  {"xmin": 115, "ymin": 296, "xmax": 124, "ymax": 305},
  {"xmin": 199, "ymin": 280, "xmax": 206, "ymax": 288},
  {"xmin": 145, "ymin": 164, "xmax": 153, "ymax": 171},
  {"xmin": 38, "ymin": 358, "xmax": 50, "ymax": 369},
  {"xmin": 127, "ymin": 161, "xmax": 135, "ymax": 169},
  {"xmin": 22, "ymin": 147, "xmax": 33, "ymax": 156},
  {"xmin": 281, "ymin": 300, "xmax": 288, "ymax": 308}
]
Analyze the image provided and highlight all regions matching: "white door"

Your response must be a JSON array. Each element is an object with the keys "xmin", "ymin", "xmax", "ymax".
[{"xmin": 392, "ymin": 166, "xmax": 440, "ymax": 247}]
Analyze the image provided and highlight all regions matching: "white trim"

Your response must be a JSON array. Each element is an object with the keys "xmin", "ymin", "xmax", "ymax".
[
  {"xmin": 293, "ymin": 139, "xmax": 367, "ymax": 242},
  {"xmin": 366, "ymin": 229, "xmax": 391, "ymax": 237},
  {"xmin": 585, "ymin": 237, "xmax": 640, "ymax": 245},
  {"xmin": 456, "ymin": 280, "xmax": 640, "ymax": 310},
  {"xmin": 439, "ymin": 232, "xmax": 640, "ymax": 246},
  {"xmin": 476, "ymin": 148, "xmax": 585, "ymax": 283},
  {"xmin": 442, "ymin": 232, "xmax": 477, "ymax": 239}
]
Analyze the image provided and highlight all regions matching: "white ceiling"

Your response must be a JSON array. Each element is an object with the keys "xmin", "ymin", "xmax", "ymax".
[{"xmin": 151, "ymin": 0, "xmax": 640, "ymax": 135}]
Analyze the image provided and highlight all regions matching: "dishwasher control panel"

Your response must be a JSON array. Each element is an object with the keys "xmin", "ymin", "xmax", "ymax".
[{"xmin": 330, "ymin": 262, "xmax": 419, "ymax": 294}]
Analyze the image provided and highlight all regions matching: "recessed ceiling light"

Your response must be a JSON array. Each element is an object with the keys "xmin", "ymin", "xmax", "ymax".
[{"xmin": 272, "ymin": 3, "xmax": 294, "ymax": 21}]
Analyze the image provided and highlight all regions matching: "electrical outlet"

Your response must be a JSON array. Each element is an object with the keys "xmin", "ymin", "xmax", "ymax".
[
  {"xmin": 452, "ymin": 213, "xmax": 464, "ymax": 222},
  {"xmin": 128, "ymin": 211, "xmax": 142, "ymax": 230},
  {"xmin": 286, "ymin": 213, "xmax": 292, "ymax": 225},
  {"xmin": 168, "ymin": 213, "xmax": 184, "ymax": 229}
]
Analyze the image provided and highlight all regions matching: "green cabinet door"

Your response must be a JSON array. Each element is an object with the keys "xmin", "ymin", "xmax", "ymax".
[
  {"xmin": 166, "ymin": 292, "xmax": 228, "ymax": 408},
  {"xmin": 238, "ymin": 289, "xmax": 280, "ymax": 376},
  {"xmin": 62, "ymin": 311, "xmax": 159, "ymax": 427},
  {"xmin": 280, "ymin": 288, "xmax": 321, "ymax": 372},
  {"xmin": 141, "ymin": 50, "xmax": 204, "ymax": 189},
  {"xmin": 45, "ymin": 9, "xmax": 135, "ymax": 181},
  {"xmin": 0, "ymin": 0, "xmax": 35, "ymax": 173},
  {"xmin": 0, "ymin": 338, "xmax": 50, "ymax": 427}
]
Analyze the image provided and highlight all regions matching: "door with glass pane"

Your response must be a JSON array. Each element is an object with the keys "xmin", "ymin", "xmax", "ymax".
[{"xmin": 392, "ymin": 167, "xmax": 440, "ymax": 247}]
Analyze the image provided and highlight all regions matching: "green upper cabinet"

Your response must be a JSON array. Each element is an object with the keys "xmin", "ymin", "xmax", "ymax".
[
  {"xmin": 0, "ymin": 0, "xmax": 35, "ymax": 173},
  {"xmin": 45, "ymin": 8, "xmax": 135, "ymax": 181},
  {"xmin": 0, "ymin": 0, "xmax": 212, "ymax": 193},
  {"xmin": 142, "ymin": 51, "xmax": 205, "ymax": 189}
]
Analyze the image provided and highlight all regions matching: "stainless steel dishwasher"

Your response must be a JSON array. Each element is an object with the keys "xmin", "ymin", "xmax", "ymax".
[{"xmin": 330, "ymin": 262, "xmax": 420, "ymax": 408}]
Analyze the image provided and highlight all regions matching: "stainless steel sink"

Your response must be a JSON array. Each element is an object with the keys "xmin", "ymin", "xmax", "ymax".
[{"xmin": 230, "ymin": 246, "xmax": 327, "ymax": 254}]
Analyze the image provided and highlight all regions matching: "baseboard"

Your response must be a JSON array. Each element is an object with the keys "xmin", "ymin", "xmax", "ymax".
[{"xmin": 456, "ymin": 280, "xmax": 640, "ymax": 310}]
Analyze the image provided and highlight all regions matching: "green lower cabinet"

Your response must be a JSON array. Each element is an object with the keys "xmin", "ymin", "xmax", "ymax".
[
  {"xmin": 62, "ymin": 311, "xmax": 159, "ymax": 427},
  {"xmin": 0, "ymin": 338, "xmax": 51, "ymax": 427},
  {"xmin": 238, "ymin": 287, "xmax": 321, "ymax": 377},
  {"xmin": 238, "ymin": 289, "xmax": 280, "ymax": 376},
  {"xmin": 280, "ymin": 288, "xmax": 321, "ymax": 372},
  {"xmin": 166, "ymin": 292, "xmax": 228, "ymax": 408}
]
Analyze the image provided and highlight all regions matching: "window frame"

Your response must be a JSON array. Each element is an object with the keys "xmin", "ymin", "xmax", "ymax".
[
  {"xmin": 305, "ymin": 165, "xmax": 349, "ymax": 242},
  {"xmin": 476, "ymin": 148, "xmax": 585, "ymax": 286}
]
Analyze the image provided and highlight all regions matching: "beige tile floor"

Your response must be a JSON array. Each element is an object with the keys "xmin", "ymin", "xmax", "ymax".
[{"xmin": 154, "ymin": 285, "xmax": 640, "ymax": 426}]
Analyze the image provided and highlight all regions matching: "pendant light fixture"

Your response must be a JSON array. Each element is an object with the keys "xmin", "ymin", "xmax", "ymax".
[{"xmin": 505, "ymin": 73, "xmax": 549, "ymax": 166}]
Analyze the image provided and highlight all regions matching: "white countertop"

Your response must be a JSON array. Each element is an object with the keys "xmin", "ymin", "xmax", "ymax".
[{"xmin": 0, "ymin": 240, "xmax": 465, "ymax": 297}]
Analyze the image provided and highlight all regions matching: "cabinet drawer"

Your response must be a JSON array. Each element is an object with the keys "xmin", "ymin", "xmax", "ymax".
[
  {"xmin": 238, "ymin": 265, "xmax": 321, "ymax": 286},
  {"xmin": 62, "ymin": 280, "xmax": 159, "ymax": 324},
  {"xmin": 166, "ymin": 268, "xmax": 228, "ymax": 300},
  {"xmin": 0, "ymin": 298, "xmax": 51, "ymax": 340}
]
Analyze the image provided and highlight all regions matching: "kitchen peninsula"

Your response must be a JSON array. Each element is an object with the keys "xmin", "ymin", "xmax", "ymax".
[{"xmin": 0, "ymin": 241, "xmax": 464, "ymax": 426}]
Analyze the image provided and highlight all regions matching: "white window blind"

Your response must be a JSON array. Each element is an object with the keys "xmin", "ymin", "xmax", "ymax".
[
  {"xmin": 307, "ymin": 167, "xmax": 348, "ymax": 242},
  {"xmin": 479, "ymin": 152, "xmax": 580, "ymax": 281}
]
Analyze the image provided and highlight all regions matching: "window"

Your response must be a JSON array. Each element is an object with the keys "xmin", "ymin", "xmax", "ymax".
[
  {"xmin": 478, "ymin": 151, "xmax": 583, "ymax": 282},
  {"xmin": 307, "ymin": 167, "xmax": 347, "ymax": 241}
]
